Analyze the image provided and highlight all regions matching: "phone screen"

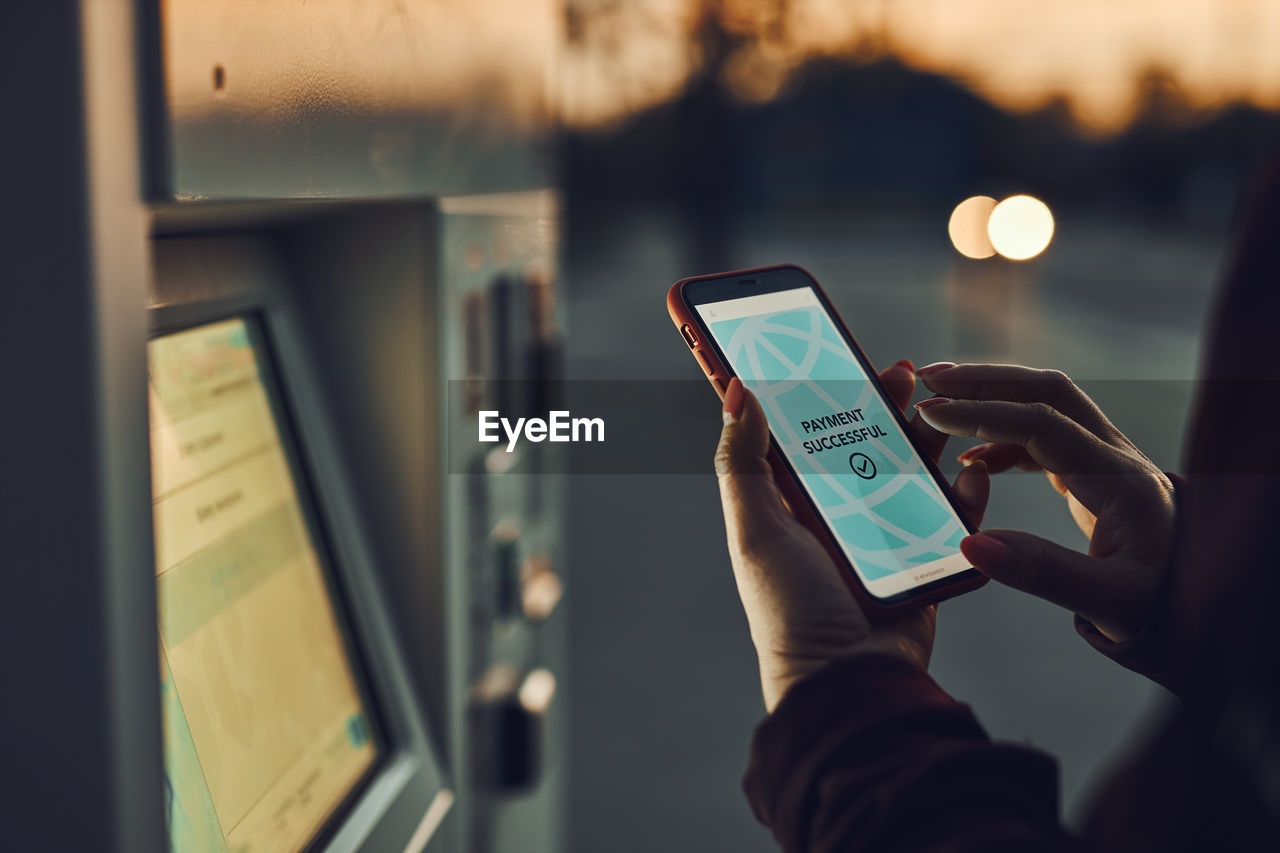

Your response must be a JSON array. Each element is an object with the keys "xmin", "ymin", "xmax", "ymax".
[{"xmin": 693, "ymin": 284, "xmax": 971, "ymax": 599}]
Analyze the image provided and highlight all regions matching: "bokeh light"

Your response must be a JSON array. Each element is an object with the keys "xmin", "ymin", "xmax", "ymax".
[
  {"xmin": 948, "ymin": 196, "xmax": 998, "ymax": 258},
  {"xmin": 987, "ymin": 195, "xmax": 1055, "ymax": 260}
]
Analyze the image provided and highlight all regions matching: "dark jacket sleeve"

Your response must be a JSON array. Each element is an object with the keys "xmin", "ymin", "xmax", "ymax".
[{"xmin": 743, "ymin": 652, "xmax": 1078, "ymax": 853}]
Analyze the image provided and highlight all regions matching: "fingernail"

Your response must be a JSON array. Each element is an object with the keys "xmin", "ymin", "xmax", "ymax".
[
  {"xmin": 957, "ymin": 445, "xmax": 984, "ymax": 461},
  {"xmin": 892, "ymin": 359, "xmax": 914, "ymax": 372},
  {"xmin": 723, "ymin": 377, "xmax": 744, "ymax": 423},
  {"xmin": 915, "ymin": 362, "xmax": 956, "ymax": 377},
  {"xmin": 961, "ymin": 534, "xmax": 1007, "ymax": 567},
  {"xmin": 914, "ymin": 396, "xmax": 950, "ymax": 410}
]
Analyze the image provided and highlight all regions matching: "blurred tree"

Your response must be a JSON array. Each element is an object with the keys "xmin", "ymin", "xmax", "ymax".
[
  {"xmin": 562, "ymin": 20, "xmax": 1280, "ymax": 231},
  {"xmin": 1131, "ymin": 66, "xmax": 1197, "ymax": 131}
]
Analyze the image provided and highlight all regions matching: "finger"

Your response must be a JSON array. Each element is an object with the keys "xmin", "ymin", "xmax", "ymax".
[
  {"xmin": 958, "ymin": 442, "xmax": 1042, "ymax": 474},
  {"xmin": 882, "ymin": 360, "xmax": 948, "ymax": 462},
  {"xmin": 909, "ymin": 410, "xmax": 949, "ymax": 463},
  {"xmin": 916, "ymin": 398, "xmax": 1128, "ymax": 514},
  {"xmin": 1046, "ymin": 471, "xmax": 1098, "ymax": 539},
  {"xmin": 878, "ymin": 360, "xmax": 916, "ymax": 412},
  {"xmin": 917, "ymin": 363, "xmax": 1128, "ymax": 449},
  {"xmin": 960, "ymin": 530, "xmax": 1149, "ymax": 641},
  {"xmin": 964, "ymin": 448, "xmax": 1095, "ymax": 536},
  {"xmin": 715, "ymin": 378, "xmax": 788, "ymax": 542},
  {"xmin": 952, "ymin": 459, "xmax": 989, "ymax": 528},
  {"xmin": 1044, "ymin": 470, "xmax": 1071, "ymax": 497}
]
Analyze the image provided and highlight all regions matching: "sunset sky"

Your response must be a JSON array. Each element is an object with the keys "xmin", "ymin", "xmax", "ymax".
[
  {"xmin": 562, "ymin": 0, "xmax": 1280, "ymax": 130},
  {"xmin": 164, "ymin": 0, "xmax": 1280, "ymax": 133}
]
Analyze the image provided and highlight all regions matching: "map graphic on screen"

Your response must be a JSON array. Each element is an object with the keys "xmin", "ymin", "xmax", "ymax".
[{"xmin": 699, "ymin": 287, "xmax": 969, "ymax": 598}]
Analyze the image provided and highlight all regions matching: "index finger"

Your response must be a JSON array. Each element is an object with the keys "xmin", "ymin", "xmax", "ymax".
[
  {"xmin": 916, "ymin": 398, "xmax": 1132, "ymax": 516},
  {"xmin": 917, "ymin": 364, "xmax": 1129, "ymax": 449}
]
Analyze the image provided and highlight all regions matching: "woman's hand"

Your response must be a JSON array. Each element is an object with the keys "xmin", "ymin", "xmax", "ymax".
[
  {"xmin": 913, "ymin": 363, "xmax": 1176, "ymax": 645},
  {"xmin": 715, "ymin": 362, "xmax": 990, "ymax": 712}
]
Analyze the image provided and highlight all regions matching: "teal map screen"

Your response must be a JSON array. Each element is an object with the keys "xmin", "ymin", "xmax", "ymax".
[{"xmin": 699, "ymin": 287, "xmax": 969, "ymax": 597}]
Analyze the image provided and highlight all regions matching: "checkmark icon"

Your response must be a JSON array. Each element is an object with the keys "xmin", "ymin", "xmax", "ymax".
[{"xmin": 849, "ymin": 452, "xmax": 877, "ymax": 479}]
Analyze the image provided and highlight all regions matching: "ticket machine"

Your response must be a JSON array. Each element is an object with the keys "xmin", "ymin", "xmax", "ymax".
[{"xmin": 3, "ymin": 2, "xmax": 564, "ymax": 851}]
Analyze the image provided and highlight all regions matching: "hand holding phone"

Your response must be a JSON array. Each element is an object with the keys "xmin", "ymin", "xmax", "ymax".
[
  {"xmin": 716, "ymin": 370, "xmax": 990, "ymax": 710},
  {"xmin": 670, "ymin": 265, "xmax": 989, "ymax": 617}
]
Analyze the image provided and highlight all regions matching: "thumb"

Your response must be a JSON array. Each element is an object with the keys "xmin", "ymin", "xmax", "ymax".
[
  {"xmin": 715, "ymin": 378, "xmax": 786, "ymax": 538},
  {"xmin": 960, "ymin": 529, "xmax": 1144, "ymax": 637}
]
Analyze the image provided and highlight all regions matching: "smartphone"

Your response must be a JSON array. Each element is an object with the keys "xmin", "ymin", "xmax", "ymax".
[{"xmin": 668, "ymin": 264, "xmax": 985, "ymax": 616}]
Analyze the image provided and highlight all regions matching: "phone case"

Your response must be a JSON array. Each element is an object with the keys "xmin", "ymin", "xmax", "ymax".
[{"xmin": 667, "ymin": 264, "xmax": 986, "ymax": 620}]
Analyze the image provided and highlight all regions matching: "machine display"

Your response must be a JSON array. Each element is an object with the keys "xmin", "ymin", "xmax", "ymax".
[{"xmin": 150, "ymin": 317, "xmax": 379, "ymax": 853}]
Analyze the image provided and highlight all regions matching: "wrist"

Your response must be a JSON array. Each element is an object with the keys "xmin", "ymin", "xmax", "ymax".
[
  {"xmin": 850, "ymin": 633, "xmax": 932, "ymax": 670},
  {"xmin": 762, "ymin": 634, "xmax": 929, "ymax": 711}
]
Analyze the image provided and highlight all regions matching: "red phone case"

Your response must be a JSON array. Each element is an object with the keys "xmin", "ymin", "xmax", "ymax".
[{"xmin": 667, "ymin": 264, "xmax": 986, "ymax": 620}]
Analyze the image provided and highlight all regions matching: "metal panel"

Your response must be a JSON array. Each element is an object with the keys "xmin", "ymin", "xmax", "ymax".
[
  {"xmin": 437, "ymin": 190, "xmax": 567, "ymax": 853},
  {"xmin": 159, "ymin": 0, "xmax": 559, "ymax": 200},
  {"xmin": 0, "ymin": 1, "xmax": 163, "ymax": 851},
  {"xmin": 276, "ymin": 204, "xmax": 448, "ymax": 757}
]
